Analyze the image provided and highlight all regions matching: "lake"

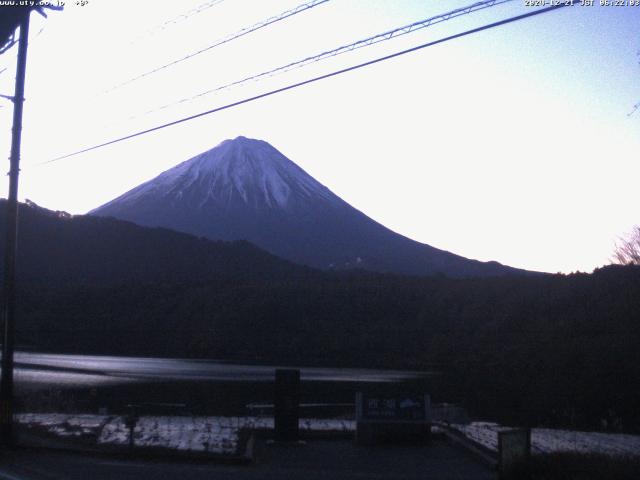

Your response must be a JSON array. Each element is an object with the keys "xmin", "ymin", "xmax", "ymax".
[{"xmin": 13, "ymin": 351, "xmax": 434, "ymax": 389}]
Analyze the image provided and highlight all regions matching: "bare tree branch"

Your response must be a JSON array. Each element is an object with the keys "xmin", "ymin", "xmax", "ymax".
[
  {"xmin": 612, "ymin": 226, "xmax": 640, "ymax": 265},
  {"xmin": 632, "ymin": 50, "xmax": 640, "ymax": 117}
]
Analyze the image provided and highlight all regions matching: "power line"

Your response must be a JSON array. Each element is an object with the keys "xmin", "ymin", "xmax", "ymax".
[
  {"xmin": 43, "ymin": 3, "xmax": 573, "ymax": 165},
  {"xmin": 130, "ymin": 0, "xmax": 516, "ymax": 121},
  {"xmin": 135, "ymin": 0, "xmax": 227, "ymax": 40},
  {"xmin": 107, "ymin": 0, "xmax": 330, "ymax": 94}
]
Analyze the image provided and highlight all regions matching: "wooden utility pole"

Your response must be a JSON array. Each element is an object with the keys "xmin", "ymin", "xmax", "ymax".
[{"xmin": 0, "ymin": 10, "xmax": 30, "ymax": 447}]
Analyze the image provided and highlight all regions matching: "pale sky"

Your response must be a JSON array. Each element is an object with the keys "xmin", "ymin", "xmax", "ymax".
[{"xmin": 0, "ymin": 0, "xmax": 639, "ymax": 274}]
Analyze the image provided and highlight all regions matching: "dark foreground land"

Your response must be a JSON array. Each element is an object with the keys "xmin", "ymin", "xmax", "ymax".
[
  {"xmin": 512, "ymin": 452, "xmax": 640, "ymax": 480},
  {"xmin": 0, "ymin": 439, "xmax": 494, "ymax": 480}
]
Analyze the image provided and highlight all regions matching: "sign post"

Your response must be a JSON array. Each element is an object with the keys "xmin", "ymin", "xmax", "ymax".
[
  {"xmin": 274, "ymin": 369, "xmax": 300, "ymax": 441},
  {"xmin": 498, "ymin": 428, "xmax": 531, "ymax": 480}
]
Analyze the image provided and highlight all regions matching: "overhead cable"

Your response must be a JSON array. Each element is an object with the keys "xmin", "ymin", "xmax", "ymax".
[
  {"xmin": 42, "ymin": 4, "xmax": 573, "ymax": 165},
  {"xmin": 139, "ymin": 0, "xmax": 227, "ymax": 38},
  {"xmin": 107, "ymin": 0, "xmax": 330, "ymax": 93},
  {"xmin": 136, "ymin": 0, "xmax": 516, "ymax": 118}
]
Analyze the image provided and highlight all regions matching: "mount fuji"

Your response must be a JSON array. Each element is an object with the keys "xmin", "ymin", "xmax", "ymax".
[{"xmin": 91, "ymin": 136, "xmax": 525, "ymax": 277}]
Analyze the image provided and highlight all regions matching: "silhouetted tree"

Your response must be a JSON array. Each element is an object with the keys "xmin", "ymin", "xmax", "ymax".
[{"xmin": 613, "ymin": 226, "xmax": 640, "ymax": 265}]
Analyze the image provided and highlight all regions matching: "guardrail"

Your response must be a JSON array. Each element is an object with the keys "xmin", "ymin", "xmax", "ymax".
[{"xmin": 246, "ymin": 402, "xmax": 355, "ymax": 418}]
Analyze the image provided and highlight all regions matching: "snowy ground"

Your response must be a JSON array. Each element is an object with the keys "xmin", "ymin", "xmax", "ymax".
[
  {"xmin": 448, "ymin": 422, "xmax": 640, "ymax": 458},
  {"xmin": 17, "ymin": 414, "xmax": 639, "ymax": 458},
  {"xmin": 16, "ymin": 413, "xmax": 355, "ymax": 456}
]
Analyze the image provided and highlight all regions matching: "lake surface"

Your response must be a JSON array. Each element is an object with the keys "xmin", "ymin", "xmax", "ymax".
[{"xmin": 12, "ymin": 351, "xmax": 433, "ymax": 389}]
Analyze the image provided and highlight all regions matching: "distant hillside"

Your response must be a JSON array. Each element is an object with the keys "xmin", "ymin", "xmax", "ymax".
[{"xmin": 0, "ymin": 199, "xmax": 313, "ymax": 288}]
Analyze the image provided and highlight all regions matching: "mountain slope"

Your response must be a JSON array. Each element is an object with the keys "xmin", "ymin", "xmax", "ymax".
[{"xmin": 92, "ymin": 136, "xmax": 527, "ymax": 277}]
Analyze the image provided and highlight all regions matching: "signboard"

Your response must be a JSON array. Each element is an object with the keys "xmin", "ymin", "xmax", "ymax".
[
  {"xmin": 360, "ymin": 394, "xmax": 428, "ymax": 421},
  {"xmin": 356, "ymin": 392, "xmax": 431, "ymax": 445}
]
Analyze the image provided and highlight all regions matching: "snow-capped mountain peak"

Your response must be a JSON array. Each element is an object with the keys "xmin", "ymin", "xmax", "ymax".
[
  {"xmin": 127, "ymin": 136, "xmax": 336, "ymax": 210},
  {"xmin": 92, "ymin": 136, "xmax": 526, "ymax": 277}
]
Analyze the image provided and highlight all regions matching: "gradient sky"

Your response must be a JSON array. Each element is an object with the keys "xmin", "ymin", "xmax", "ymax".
[{"xmin": 0, "ymin": 0, "xmax": 638, "ymax": 274}]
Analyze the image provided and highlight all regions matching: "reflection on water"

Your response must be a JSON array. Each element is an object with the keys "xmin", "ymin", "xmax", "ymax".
[
  {"xmin": 15, "ymin": 368, "xmax": 137, "ymax": 387},
  {"xmin": 12, "ymin": 352, "xmax": 432, "ymax": 389}
]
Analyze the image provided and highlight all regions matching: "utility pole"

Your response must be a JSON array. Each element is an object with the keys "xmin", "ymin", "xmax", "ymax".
[{"xmin": 0, "ymin": 10, "xmax": 30, "ymax": 447}]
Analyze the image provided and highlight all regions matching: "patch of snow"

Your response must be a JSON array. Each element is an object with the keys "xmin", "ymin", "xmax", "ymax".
[
  {"xmin": 16, "ymin": 413, "xmax": 355, "ymax": 456},
  {"xmin": 531, "ymin": 428, "xmax": 640, "ymax": 457},
  {"xmin": 448, "ymin": 422, "xmax": 640, "ymax": 458},
  {"xmin": 16, "ymin": 413, "xmax": 108, "ymax": 439}
]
